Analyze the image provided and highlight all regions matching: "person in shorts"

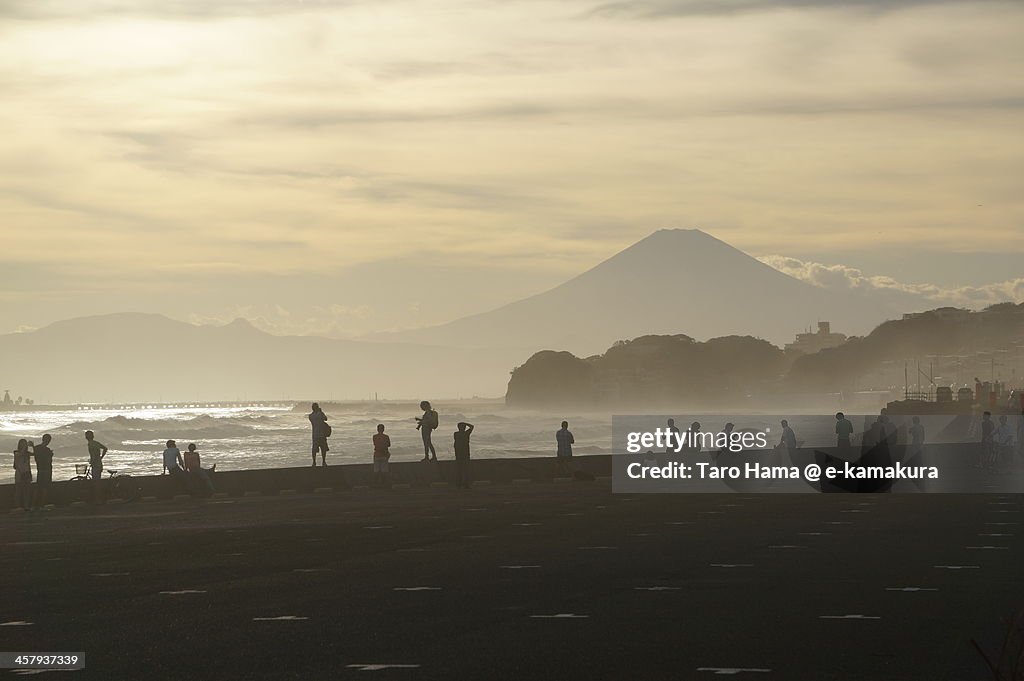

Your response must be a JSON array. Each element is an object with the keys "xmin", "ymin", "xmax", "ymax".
[
  {"xmin": 372, "ymin": 424, "xmax": 391, "ymax": 488},
  {"xmin": 85, "ymin": 430, "xmax": 107, "ymax": 503}
]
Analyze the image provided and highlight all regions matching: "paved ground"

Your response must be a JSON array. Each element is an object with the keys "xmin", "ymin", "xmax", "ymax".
[{"xmin": 1, "ymin": 483, "xmax": 1021, "ymax": 680}]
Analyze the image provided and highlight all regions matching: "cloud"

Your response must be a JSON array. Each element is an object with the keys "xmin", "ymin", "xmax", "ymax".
[
  {"xmin": 758, "ymin": 255, "xmax": 1024, "ymax": 307},
  {"xmin": 0, "ymin": 0, "xmax": 366, "ymax": 21},
  {"xmin": 589, "ymin": 0, "xmax": 1000, "ymax": 19}
]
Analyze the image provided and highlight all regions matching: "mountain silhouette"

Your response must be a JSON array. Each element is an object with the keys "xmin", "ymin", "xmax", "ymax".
[
  {"xmin": 374, "ymin": 229, "xmax": 901, "ymax": 355},
  {"xmin": 0, "ymin": 313, "xmax": 520, "ymax": 403}
]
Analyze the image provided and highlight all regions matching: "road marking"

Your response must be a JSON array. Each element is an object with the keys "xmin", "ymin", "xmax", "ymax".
[
  {"xmin": 465, "ymin": 535, "xmax": 490, "ymax": 539},
  {"xmin": 799, "ymin": 532, "xmax": 832, "ymax": 536},
  {"xmin": 397, "ymin": 548, "xmax": 430, "ymax": 553},
  {"xmin": 824, "ymin": 521, "xmax": 852, "ymax": 525},
  {"xmin": 514, "ymin": 523, "xmax": 541, "ymax": 527},
  {"xmin": 578, "ymin": 546, "xmax": 619, "ymax": 550},
  {"xmin": 697, "ymin": 668, "xmax": 771, "ymax": 675},
  {"xmin": 711, "ymin": 564, "xmax": 754, "ymax": 568},
  {"xmin": 160, "ymin": 590, "xmax": 207, "ymax": 595},
  {"xmin": 253, "ymin": 616, "xmax": 309, "ymax": 621},
  {"xmin": 635, "ymin": 586, "xmax": 680, "ymax": 591},
  {"xmin": 699, "ymin": 511, "xmax": 725, "ymax": 515},
  {"xmin": 91, "ymin": 572, "xmax": 129, "ymax": 577},
  {"xmin": 885, "ymin": 587, "xmax": 939, "ymax": 592},
  {"xmin": 562, "ymin": 512, "xmax": 584, "ymax": 516},
  {"xmin": 978, "ymin": 533, "xmax": 1014, "ymax": 537},
  {"xmin": 632, "ymin": 533, "xmax": 654, "ymax": 537},
  {"xmin": 393, "ymin": 587, "xmax": 442, "ymax": 591},
  {"xmin": 934, "ymin": 565, "xmax": 980, "ymax": 569},
  {"xmin": 841, "ymin": 510, "xmax": 869, "ymax": 513},
  {"xmin": 819, "ymin": 615, "xmax": 880, "ymax": 620},
  {"xmin": 347, "ymin": 664, "xmax": 420, "ymax": 671},
  {"xmin": 364, "ymin": 526, "xmax": 394, "ymax": 530},
  {"xmin": 985, "ymin": 522, "xmax": 1017, "ymax": 525},
  {"xmin": 293, "ymin": 568, "xmax": 333, "ymax": 573},
  {"xmin": 666, "ymin": 521, "xmax": 695, "ymax": 525},
  {"xmin": 965, "ymin": 546, "xmax": 1009, "ymax": 550},
  {"xmin": 768, "ymin": 545, "xmax": 807, "ymax": 549},
  {"xmin": 0, "ymin": 621, "xmax": 33, "ymax": 626},
  {"xmin": 500, "ymin": 565, "xmax": 541, "ymax": 569},
  {"xmin": 530, "ymin": 613, "xmax": 589, "ymax": 619}
]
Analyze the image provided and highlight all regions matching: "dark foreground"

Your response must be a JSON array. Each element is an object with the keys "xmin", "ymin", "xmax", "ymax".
[{"xmin": 2, "ymin": 483, "xmax": 1021, "ymax": 680}]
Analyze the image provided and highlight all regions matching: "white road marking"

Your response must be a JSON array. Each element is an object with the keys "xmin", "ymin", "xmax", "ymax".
[
  {"xmin": 364, "ymin": 526, "xmax": 394, "ymax": 530},
  {"xmin": 666, "ymin": 521, "xmax": 695, "ymax": 525},
  {"xmin": 697, "ymin": 668, "xmax": 771, "ymax": 675},
  {"xmin": 934, "ymin": 565, "xmax": 980, "ymax": 569},
  {"xmin": 578, "ymin": 546, "xmax": 619, "ymax": 550},
  {"xmin": 253, "ymin": 616, "xmax": 309, "ymax": 621},
  {"xmin": 160, "ymin": 590, "xmax": 207, "ymax": 595},
  {"xmin": 397, "ymin": 548, "xmax": 430, "ymax": 553},
  {"xmin": 819, "ymin": 615, "xmax": 880, "ymax": 620},
  {"xmin": 985, "ymin": 522, "xmax": 1018, "ymax": 525},
  {"xmin": 965, "ymin": 546, "xmax": 1009, "ymax": 550},
  {"xmin": 91, "ymin": 572, "xmax": 129, "ymax": 577},
  {"xmin": 885, "ymin": 587, "xmax": 939, "ymax": 592},
  {"xmin": 635, "ymin": 586, "xmax": 680, "ymax": 591},
  {"xmin": 514, "ymin": 523, "xmax": 541, "ymax": 527},
  {"xmin": 393, "ymin": 587, "xmax": 442, "ymax": 591},
  {"xmin": 465, "ymin": 535, "xmax": 490, "ymax": 539},
  {"xmin": 978, "ymin": 533, "xmax": 1014, "ymax": 537},
  {"xmin": 293, "ymin": 568, "xmax": 333, "ymax": 573},
  {"xmin": 824, "ymin": 522, "xmax": 852, "ymax": 525},
  {"xmin": 530, "ymin": 613, "xmax": 589, "ymax": 619},
  {"xmin": 0, "ymin": 621, "xmax": 33, "ymax": 626},
  {"xmin": 768, "ymin": 545, "xmax": 807, "ymax": 549},
  {"xmin": 347, "ymin": 664, "xmax": 420, "ymax": 671},
  {"xmin": 799, "ymin": 532, "xmax": 831, "ymax": 536},
  {"xmin": 710, "ymin": 564, "xmax": 754, "ymax": 568},
  {"xmin": 500, "ymin": 565, "xmax": 541, "ymax": 569}
]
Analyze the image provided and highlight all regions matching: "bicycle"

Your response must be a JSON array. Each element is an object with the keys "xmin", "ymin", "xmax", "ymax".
[{"xmin": 68, "ymin": 464, "xmax": 141, "ymax": 502}]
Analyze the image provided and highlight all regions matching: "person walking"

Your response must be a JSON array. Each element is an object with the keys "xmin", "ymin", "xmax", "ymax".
[
  {"xmin": 416, "ymin": 401, "xmax": 438, "ymax": 462},
  {"xmin": 453, "ymin": 422, "xmax": 475, "ymax": 489},
  {"xmin": 309, "ymin": 403, "xmax": 330, "ymax": 467}
]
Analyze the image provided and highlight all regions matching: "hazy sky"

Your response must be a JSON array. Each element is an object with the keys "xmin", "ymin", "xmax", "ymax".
[{"xmin": 2, "ymin": 0, "xmax": 1022, "ymax": 336}]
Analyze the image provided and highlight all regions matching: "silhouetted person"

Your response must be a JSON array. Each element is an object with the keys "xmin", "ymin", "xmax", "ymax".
[
  {"xmin": 372, "ymin": 424, "xmax": 391, "ymax": 488},
  {"xmin": 416, "ymin": 401, "xmax": 438, "ymax": 462},
  {"xmin": 556, "ymin": 420, "xmax": 574, "ymax": 475},
  {"xmin": 163, "ymin": 439, "xmax": 187, "ymax": 493},
  {"xmin": 184, "ymin": 443, "xmax": 215, "ymax": 494},
  {"xmin": 980, "ymin": 411, "xmax": 995, "ymax": 469},
  {"xmin": 29, "ymin": 434, "xmax": 54, "ymax": 509},
  {"xmin": 85, "ymin": 430, "xmax": 107, "ymax": 503},
  {"xmin": 779, "ymin": 420, "xmax": 797, "ymax": 451},
  {"xmin": 13, "ymin": 439, "xmax": 32, "ymax": 510},
  {"xmin": 835, "ymin": 412, "xmax": 853, "ymax": 454},
  {"xmin": 309, "ymin": 403, "xmax": 330, "ymax": 467},
  {"xmin": 996, "ymin": 415, "xmax": 1015, "ymax": 467},
  {"xmin": 908, "ymin": 416, "xmax": 925, "ymax": 459},
  {"xmin": 454, "ymin": 422, "xmax": 475, "ymax": 489},
  {"xmin": 660, "ymin": 418, "xmax": 679, "ymax": 466},
  {"xmin": 686, "ymin": 422, "xmax": 702, "ymax": 453},
  {"xmin": 714, "ymin": 422, "xmax": 735, "ymax": 458}
]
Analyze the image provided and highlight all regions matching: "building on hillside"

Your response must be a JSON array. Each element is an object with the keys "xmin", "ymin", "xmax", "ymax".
[{"xmin": 784, "ymin": 321, "xmax": 847, "ymax": 355}]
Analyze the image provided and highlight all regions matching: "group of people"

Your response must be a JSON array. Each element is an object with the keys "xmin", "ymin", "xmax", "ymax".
[
  {"xmin": 11, "ymin": 434, "xmax": 54, "ymax": 511},
  {"xmin": 980, "ymin": 411, "xmax": 1023, "ymax": 469},
  {"xmin": 161, "ymin": 440, "xmax": 216, "ymax": 493},
  {"xmin": 309, "ymin": 402, "xmax": 577, "ymax": 488}
]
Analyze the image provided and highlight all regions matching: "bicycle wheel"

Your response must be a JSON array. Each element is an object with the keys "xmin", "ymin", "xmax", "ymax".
[{"xmin": 111, "ymin": 474, "xmax": 141, "ymax": 502}]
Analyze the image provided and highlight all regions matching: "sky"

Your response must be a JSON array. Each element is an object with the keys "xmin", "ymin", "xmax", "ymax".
[{"xmin": 1, "ymin": 0, "xmax": 1022, "ymax": 336}]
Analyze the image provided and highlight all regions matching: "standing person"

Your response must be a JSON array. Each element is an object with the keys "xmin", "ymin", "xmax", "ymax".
[
  {"xmin": 29, "ymin": 434, "xmax": 54, "ymax": 510},
  {"xmin": 12, "ymin": 439, "xmax": 32, "ymax": 511},
  {"xmin": 661, "ymin": 418, "xmax": 679, "ymax": 465},
  {"xmin": 416, "ymin": 401, "xmax": 438, "ymax": 462},
  {"xmin": 556, "ymin": 420, "xmax": 574, "ymax": 476},
  {"xmin": 685, "ymin": 422, "xmax": 702, "ymax": 454},
  {"xmin": 85, "ymin": 430, "xmax": 107, "ymax": 503},
  {"xmin": 308, "ymin": 403, "xmax": 330, "ymax": 467},
  {"xmin": 453, "ymin": 422, "xmax": 475, "ymax": 489},
  {"xmin": 908, "ymin": 416, "xmax": 925, "ymax": 459},
  {"xmin": 372, "ymin": 424, "xmax": 391, "ymax": 488},
  {"xmin": 996, "ymin": 415, "xmax": 1015, "ymax": 467},
  {"xmin": 835, "ymin": 412, "xmax": 854, "ymax": 454},
  {"xmin": 980, "ymin": 411, "xmax": 995, "ymax": 469},
  {"xmin": 779, "ymin": 420, "xmax": 797, "ymax": 451}
]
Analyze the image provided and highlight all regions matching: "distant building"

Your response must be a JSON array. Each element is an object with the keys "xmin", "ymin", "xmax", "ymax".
[{"xmin": 785, "ymin": 321, "xmax": 847, "ymax": 355}]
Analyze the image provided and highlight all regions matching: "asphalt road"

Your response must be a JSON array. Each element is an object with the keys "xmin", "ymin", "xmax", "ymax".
[{"xmin": 2, "ymin": 483, "xmax": 1022, "ymax": 680}]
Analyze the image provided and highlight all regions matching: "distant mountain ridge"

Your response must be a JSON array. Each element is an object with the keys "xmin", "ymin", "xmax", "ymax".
[
  {"xmin": 0, "ymin": 313, "xmax": 520, "ymax": 403},
  {"xmin": 372, "ymin": 229, "xmax": 906, "ymax": 355}
]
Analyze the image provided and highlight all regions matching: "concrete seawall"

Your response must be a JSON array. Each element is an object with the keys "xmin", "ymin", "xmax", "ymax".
[{"xmin": 2, "ymin": 454, "xmax": 612, "ymax": 508}]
